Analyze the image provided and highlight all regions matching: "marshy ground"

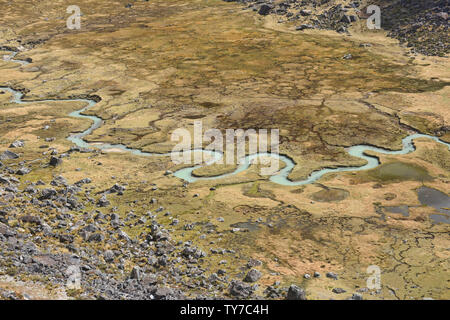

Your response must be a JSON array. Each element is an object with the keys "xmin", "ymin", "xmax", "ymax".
[{"xmin": 0, "ymin": 0, "xmax": 449, "ymax": 299}]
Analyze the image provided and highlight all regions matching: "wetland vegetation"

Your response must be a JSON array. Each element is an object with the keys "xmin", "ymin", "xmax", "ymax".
[{"xmin": 0, "ymin": 0, "xmax": 448, "ymax": 300}]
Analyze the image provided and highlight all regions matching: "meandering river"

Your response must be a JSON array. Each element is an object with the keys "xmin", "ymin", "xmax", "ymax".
[{"xmin": 2, "ymin": 50, "xmax": 449, "ymax": 186}]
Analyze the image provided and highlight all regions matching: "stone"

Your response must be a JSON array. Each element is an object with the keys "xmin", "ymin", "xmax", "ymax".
[
  {"xmin": 16, "ymin": 167, "xmax": 31, "ymax": 175},
  {"xmin": 244, "ymin": 269, "xmax": 262, "ymax": 283},
  {"xmin": 104, "ymin": 250, "xmax": 115, "ymax": 263},
  {"xmin": 229, "ymin": 280, "xmax": 254, "ymax": 298},
  {"xmin": 343, "ymin": 54, "xmax": 353, "ymax": 60},
  {"xmin": 97, "ymin": 195, "xmax": 110, "ymax": 207},
  {"xmin": 326, "ymin": 272, "xmax": 339, "ymax": 280},
  {"xmin": 0, "ymin": 150, "xmax": 19, "ymax": 160},
  {"xmin": 351, "ymin": 293, "xmax": 363, "ymax": 300},
  {"xmin": 332, "ymin": 288, "xmax": 347, "ymax": 294},
  {"xmin": 40, "ymin": 188, "xmax": 57, "ymax": 200},
  {"xmin": 300, "ymin": 9, "xmax": 312, "ymax": 16},
  {"xmin": 296, "ymin": 24, "xmax": 314, "ymax": 31},
  {"xmin": 19, "ymin": 215, "xmax": 41, "ymax": 225},
  {"xmin": 117, "ymin": 230, "xmax": 131, "ymax": 242},
  {"xmin": 130, "ymin": 266, "xmax": 141, "ymax": 281},
  {"xmin": 0, "ymin": 176, "xmax": 10, "ymax": 184},
  {"xmin": 107, "ymin": 183, "xmax": 125, "ymax": 194},
  {"xmin": 49, "ymin": 156, "xmax": 62, "ymax": 166},
  {"xmin": 286, "ymin": 285, "xmax": 306, "ymax": 300},
  {"xmin": 258, "ymin": 4, "xmax": 272, "ymax": 16},
  {"xmin": 246, "ymin": 259, "xmax": 262, "ymax": 268},
  {"xmin": 153, "ymin": 287, "xmax": 175, "ymax": 300},
  {"xmin": 341, "ymin": 14, "xmax": 357, "ymax": 24},
  {"xmin": 436, "ymin": 12, "xmax": 448, "ymax": 20},
  {"xmin": 88, "ymin": 233, "xmax": 104, "ymax": 242},
  {"xmin": 59, "ymin": 234, "xmax": 74, "ymax": 243},
  {"xmin": 9, "ymin": 140, "xmax": 24, "ymax": 148}
]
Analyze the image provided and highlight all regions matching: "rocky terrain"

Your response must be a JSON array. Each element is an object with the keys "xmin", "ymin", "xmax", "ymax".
[
  {"xmin": 225, "ymin": 0, "xmax": 449, "ymax": 56},
  {"xmin": 0, "ymin": 146, "xmax": 338, "ymax": 300},
  {"xmin": 381, "ymin": 0, "xmax": 449, "ymax": 56}
]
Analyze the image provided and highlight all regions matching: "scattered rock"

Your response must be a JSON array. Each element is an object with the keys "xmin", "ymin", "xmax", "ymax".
[
  {"xmin": 296, "ymin": 24, "xmax": 314, "ymax": 31},
  {"xmin": 286, "ymin": 285, "xmax": 306, "ymax": 300},
  {"xmin": 351, "ymin": 293, "xmax": 363, "ymax": 300},
  {"xmin": 9, "ymin": 140, "xmax": 24, "ymax": 148},
  {"xmin": 332, "ymin": 288, "xmax": 347, "ymax": 294},
  {"xmin": 0, "ymin": 150, "xmax": 19, "ymax": 160},
  {"xmin": 103, "ymin": 250, "xmax": 115, "ymax": 263},
  {"xmin": 243, "ymin": 269, "xmax": 262, "ymax": 283},
  {"xmin": 16, "ymin": 167, "xmax": 31, "ymax": 175},
  {"xmin": 343, "ymin": 53, "xmax": 353, "ymax": 60},
  {"xmin": 258, "ymin": 4, "xmax": 272, "ymax": 16},
  {"xmin": 49, "ymin": 156, "xmax": 62, "ymax": 166},
  {"xmin": 97, "ymin": 195, "xmax": 110, "ymax": 207},
  {"xmin": 326, "ymin": 272, "xmax": 339, "ymax": 280},
  {"xmin": 130, "ymin": 266, "xmax": 141, "ymax": 281},
  {"xmin": 229, "ymin": 280, "xmax": 255, "ymax": 298}
]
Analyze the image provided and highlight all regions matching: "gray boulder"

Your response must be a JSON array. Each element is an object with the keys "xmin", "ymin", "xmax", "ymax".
[
  {"xmin": 258, "ymin": 4, "xmax": 272, "ymax": 16},
  {"xmin": 0, "ymin": 150, "xmax": 19, "ymax": 160},
  {"xmin": 9, "ymin": 140, "xmax": 24, "ymax": 148},
  {"xmin": 244, "ymin": 269, "xmax": 262, "ymax": 283},
  {"xmin": 229, "ymin": 280, "xmax": 255, "ymax": 298},
  {"xmin": 49, "ymin": 156, "xmax": 62, "ymax": 166},
  {"xmin": 286, "ymin": 285, "xmax": 306, "ymax": 300}
]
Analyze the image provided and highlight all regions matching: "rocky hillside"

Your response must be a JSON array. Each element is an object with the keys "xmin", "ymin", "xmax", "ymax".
[
  {"xmin": 0, "ymin": 145, "xmax": 311, "ymax": 300},
  {"xmin": 380, "ymin": 0, "xmax": 449, "ymax": 56},
  {"xmin": 224, "ymin": 0, "xmax": 449, "ymax": 56}
]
